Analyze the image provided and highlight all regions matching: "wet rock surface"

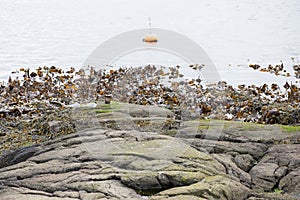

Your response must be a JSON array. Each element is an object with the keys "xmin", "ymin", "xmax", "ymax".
[{"xmin": 0, "ymin": 105, "xmax": 300, "ymax": 200}]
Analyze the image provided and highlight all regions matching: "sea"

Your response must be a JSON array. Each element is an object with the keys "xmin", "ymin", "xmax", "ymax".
[{"xmin": 0, "ymin": 0, "xmax": 299, "ymax": 87}]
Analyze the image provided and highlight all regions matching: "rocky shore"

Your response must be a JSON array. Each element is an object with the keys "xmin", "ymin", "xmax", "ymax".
[
  {"xmin": 0, "ymin": 104, "xmax": 299, "ymax": 200},
  {"xmin": 0, "ymin": 65, "xmax": 299, "ymax": 199},
  {"xmin": 0, "ymin": 65, "xmax": 299, "ymax": 154}
]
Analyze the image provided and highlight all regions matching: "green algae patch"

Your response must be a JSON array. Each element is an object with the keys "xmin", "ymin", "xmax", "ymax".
[
  {"xmin": 273, "ymin": 188, "xmax": 284, "ymax": 194},
  {"xmin": 99, "ymin": 101, "xmax": 122, "ymax": 110},
  {"xmin": 201, "ymin": 119, "xmax": 297, "ymax": 133},
  {"xmin": 95, "ymin": 109, "xmax": 112, "ymax": 114},
  {"xmin": 280, "ymin": 125, "xmax": 300, "ymax": 133}
]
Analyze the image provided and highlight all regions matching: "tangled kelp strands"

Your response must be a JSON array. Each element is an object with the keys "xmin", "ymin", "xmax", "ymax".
[
  {"xmin": 76, "ymin": 65, "xmax": 300, "ymax": 124},
  {"xmin": 1, "ymin": 65, "xmax": 300, "ymax": 124},
  {"xmin": 0, "ymin": 66, "xmax": 79, "ymax": 154},
  {"xmin": 0, "ymin": 101, "xmax": 75, "ymax": 154},
  {"xmin": 0, "ymin": 65, "xmax": 300, "ymax": 154}
]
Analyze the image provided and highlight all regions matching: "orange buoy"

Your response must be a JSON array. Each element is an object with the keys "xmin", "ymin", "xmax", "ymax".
[
  {"xmin": 143, "ymin": 34, "xmax": 158, "ymax": 43},
  {"xmin": 143, "ymin": 17, "xmax": 158, "ymax": 44}
]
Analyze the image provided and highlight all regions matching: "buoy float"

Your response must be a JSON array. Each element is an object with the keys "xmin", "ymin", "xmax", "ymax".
[
  {"xmin": 143, "ymin": 17, "xmax": 158, "ymax": 44},
  {"xmin": 143, "ymin": 34, "xmax": 158, "ymax": 43}
]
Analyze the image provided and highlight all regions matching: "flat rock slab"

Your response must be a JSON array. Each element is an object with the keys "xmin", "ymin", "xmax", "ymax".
[{"xmin": 0, "ymin": 120, "xmax": 300, "ymax": 199}]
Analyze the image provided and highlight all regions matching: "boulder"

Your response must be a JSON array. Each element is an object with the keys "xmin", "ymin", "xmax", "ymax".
[{"xmin": 250, "ymin": 144, "xmax": 300, "ymax": 193}]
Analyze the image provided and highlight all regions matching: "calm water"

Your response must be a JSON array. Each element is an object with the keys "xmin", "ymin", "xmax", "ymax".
[{"xmin": 0, "ymin": 0, "xmax": 299, "ymax": 86}]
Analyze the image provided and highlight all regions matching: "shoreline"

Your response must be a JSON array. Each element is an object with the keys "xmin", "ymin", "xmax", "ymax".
[{"xmin": 0, "ymin": 65, "xmax": 299, "ymax": 154}]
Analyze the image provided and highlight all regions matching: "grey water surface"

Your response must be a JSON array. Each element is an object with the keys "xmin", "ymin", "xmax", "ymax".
[{"xmin": 0, "ymin": 0, "xmax": 299, "ymax": 86}]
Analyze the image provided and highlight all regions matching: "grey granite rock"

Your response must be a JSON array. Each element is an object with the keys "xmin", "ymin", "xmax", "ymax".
[{"xmin": 0, "ymin": 115, "xmax": 300, "ymax": 199}]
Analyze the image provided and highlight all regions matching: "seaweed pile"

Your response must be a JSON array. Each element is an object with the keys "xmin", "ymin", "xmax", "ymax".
[
  {"xmin": 0, "ymin": 66, "xmax": 78, "ymax": 153},
  {"xmin": 0, "ymin": 64, "xmax": 299, "ymax": 154},
  {"xmin": 84, "ymin": 65, "xmax": 300, "ymax": 124},
  {"xmin": 1, "ymin": 65, "xmax": 300, "ymax": 124}
]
